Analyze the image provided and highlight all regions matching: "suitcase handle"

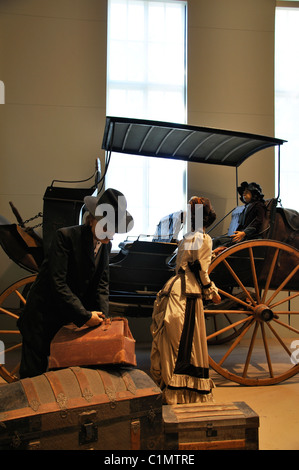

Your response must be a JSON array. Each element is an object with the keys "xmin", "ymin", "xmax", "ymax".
[{"xmin": 101, "ymin": 316, "xmax": 129, "ymax": 337}]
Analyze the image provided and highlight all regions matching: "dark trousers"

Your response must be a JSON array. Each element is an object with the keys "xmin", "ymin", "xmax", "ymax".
[
  {"xmin": 19, "ymin": 340, "xmax": 49, "ymax": 379},
  {"xmin": 212, "ymin": 235, "xmax": 234, "ymax": 249}
]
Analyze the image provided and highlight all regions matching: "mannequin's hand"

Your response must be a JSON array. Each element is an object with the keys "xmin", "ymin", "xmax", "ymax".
[
  {"xmin": 231, "ymin": 231, "xmax": 246, "ymax": 243},
  {"xmin": 85, "ymin": 311, "xmax": 105, "ymax": 327},
  {"xmin": 212, "ymin": 293, "xmax": 221, "ymax": 304},
  {"xmin": 213, "ymin": 246, "xmax": 226, "ymax": 256}
]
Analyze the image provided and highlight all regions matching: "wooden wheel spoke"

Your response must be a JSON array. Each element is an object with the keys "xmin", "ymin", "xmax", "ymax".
[
  {"xmin": 0, "ymin": 330, "xmax": 21, "ymax": 334},
  {"xmin": 261, "ymin": 248, "xmax": 279, "ymax": 303},
  {"xmin": 265, "ymin": 264, "xmax": 299, "ymax": 306},
  {"xmin": 218, "ymin": 318, "xmax": 254, "ymax": 366},
  {"xmin": 206, "ymin": 310, "xmax": 250, "ymax": 345},
  {"xmin": 273, "ymin": 318, "xmax": 299, "ymax": 335},
  {"xmin": 242, "ymin": 321, "xmax": 259, "ymax": 378},
  {"xmin": 271, "ymin": 311, "xmax": 299, "ymax": 315},
  {"xmin": 261, "ymin": 323, "xmax": 274, "ymax": 378},
  {"xmin": 0, "ymin": 364, "xmax": 18, "ymax": 383},
  {"xmin": 14, "ymin": 289, "xmax": 27, "ymax": 305},
  {"xmin": 11, "ymin": 363, "xmax": 20, "ymax": 375},
  {"xmin": 224, "ymin": 313, "xmax": 236, "ymax": 330},
  {"xmin": 266, "ymin": 322, "xmax": 292, "ymax": 357},
  {"xmin": 269, "ymin": 291, "xmax": 299, "ymax": 310},
  {"xmin": 222, "ymin": 258, "xmax": 256, "ymax": 306},
  {"xmin": 4, "ymin": 343, "xmax": 22, "ymax": 354},
  {"xmin": 206, "ymin": 309, "xmax": 250, "ymax": 314},
  {"xmin": 207, "ymin": 315, "xmax": 253, "ymax": 341},
  {"xmin": 210, "ymin": 314, "xmax": 235, "ymax": 336},
  {"xmin": 218, "ymin": 288, "xmax": 255, "ymax": 311},
  {"xmin": 0, "ymin": 306, "xmax": 19, "ymax": 319},
  {"xmin": 249, "ymin": 247, "xmax": 261, "ymax": 303}
]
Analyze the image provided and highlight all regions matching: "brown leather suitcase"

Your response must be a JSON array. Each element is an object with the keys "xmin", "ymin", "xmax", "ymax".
[
  {"xmin": 48, "ymin": 317, "xmax": 136, "ymax": 369},
  {"xmin": 0, "ymin": 366, "xmax": 163, "ymax": 450}
]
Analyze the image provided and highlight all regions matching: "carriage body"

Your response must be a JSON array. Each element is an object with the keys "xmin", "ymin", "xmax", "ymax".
[{"xmin": 103, "ymin": 118, "xmax": 299, "ymax": 386}]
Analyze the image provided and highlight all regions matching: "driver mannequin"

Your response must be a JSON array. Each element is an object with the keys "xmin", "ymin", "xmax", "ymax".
[{"xmin": 213, "ymin": 182, "xmax": 266, "ymax": 252}]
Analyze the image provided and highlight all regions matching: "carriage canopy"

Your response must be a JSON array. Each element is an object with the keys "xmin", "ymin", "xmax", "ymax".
[{"xmin": 102, "ymin": 116, "xmax": 286, "ymax": 168}]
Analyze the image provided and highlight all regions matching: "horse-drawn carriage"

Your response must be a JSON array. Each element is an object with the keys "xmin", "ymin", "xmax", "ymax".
[{"xmin": 0, "ymin": 117, "xmax": 298, "ymax": 387}]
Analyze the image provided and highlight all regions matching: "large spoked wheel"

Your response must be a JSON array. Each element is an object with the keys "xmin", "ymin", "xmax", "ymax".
[
  {"xmin": 206, "ymin": 240, "xmax": 299, "ymax": 386},
  {"xmin": 0, "ymin": 275, "xmax": 36, "ymax": 383}
]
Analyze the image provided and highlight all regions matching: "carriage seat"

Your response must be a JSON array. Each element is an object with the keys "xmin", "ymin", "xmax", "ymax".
[
  {"xmin": 152, "ymin": 210, "xmax": 185, "ymax": 242},
  {"xmin": 259, "ymin": 198, "xmax": 279, "ymax": 239},
  {"xmin": 277, "ymin": 207, "xmax": 299, "ymax": 231},
  {"xmin": 117, "ymin": 210, "xmax": 185, "ymax": 255}
]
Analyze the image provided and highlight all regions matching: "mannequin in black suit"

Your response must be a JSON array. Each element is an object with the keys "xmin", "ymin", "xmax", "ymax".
[
  {"xmin": 213, "ymin": 182, "xmax": 266, "ymax": 251},
  {"xmin": 17, "ymin": 188, "xmax": 133, "ymax": 378}
]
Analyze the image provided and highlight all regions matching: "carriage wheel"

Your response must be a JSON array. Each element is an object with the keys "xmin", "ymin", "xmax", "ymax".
[
  {"xmin": 0, "ymin": 275, "xmax": 37, "ymax": 383},
  {"xmin": 206, "ymin": 240, "xmax": 299, "ymax": 385}
]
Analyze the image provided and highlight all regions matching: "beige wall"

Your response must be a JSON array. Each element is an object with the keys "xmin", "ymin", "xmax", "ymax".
[
  {"xmin": 187, "ymin": 0, "xmax": 277, "ymax": 236},
  {"xmin": 0, "ymin": 0, "xmax": 107, "ymax": 290},
  {"xmin": 0, "ymin": 0, "xmax": 277, "ymax": 290}
]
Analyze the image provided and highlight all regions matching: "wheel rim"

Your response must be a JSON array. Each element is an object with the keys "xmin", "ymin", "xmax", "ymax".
[
  {"xmin": 206, "ymin": 240, "xmax": 299, "ymax": 386},
  {"xmin": 0, "ymin": 275, "xmax": 36, "ymax": 382}
]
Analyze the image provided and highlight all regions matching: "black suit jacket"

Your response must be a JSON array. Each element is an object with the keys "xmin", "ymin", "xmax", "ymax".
[
  {"xmin": 237, "ymin": 200, "xmax": 266, "ymax": 237},
  {"xmin": 17, "ymin": 224, "xmax": 111, "ymax": 353}
]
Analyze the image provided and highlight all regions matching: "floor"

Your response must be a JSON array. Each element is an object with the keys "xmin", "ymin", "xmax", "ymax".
[{"xmin": 135, "ymin": 340, "xmax": 299, "ymax": 451}]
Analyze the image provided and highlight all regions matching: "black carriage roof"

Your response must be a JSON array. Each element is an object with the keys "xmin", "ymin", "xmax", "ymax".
[{"xmin": 102, "ymin": 116, "xmax": 286, "ymax": 168}]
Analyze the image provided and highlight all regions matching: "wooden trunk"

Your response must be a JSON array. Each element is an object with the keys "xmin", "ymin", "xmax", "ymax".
[
  {"xmin": 163, "ymin": 401, "xmax": 259, "ymax": 450},
  {"xmin": 0, "ymin": 367, "xmax": 163, "ymax": 450},
  {"xmin": 48, "ymin": 317, "xmax": 136, "ymax": 369}
]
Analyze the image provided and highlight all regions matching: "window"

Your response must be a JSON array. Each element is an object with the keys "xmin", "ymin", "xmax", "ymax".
[
  {"xmin": 275, "ymin": 5, "xmax": 299, "ymax": 211},
  {"xmin": 106, "ymin": 0, "xmax": 187, "ymax": 248}
]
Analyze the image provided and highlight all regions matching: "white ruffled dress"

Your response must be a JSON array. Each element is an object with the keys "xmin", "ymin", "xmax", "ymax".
[{"xmin": 150, "ymin": 231, "xmax": 218, "ymax": 404}]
